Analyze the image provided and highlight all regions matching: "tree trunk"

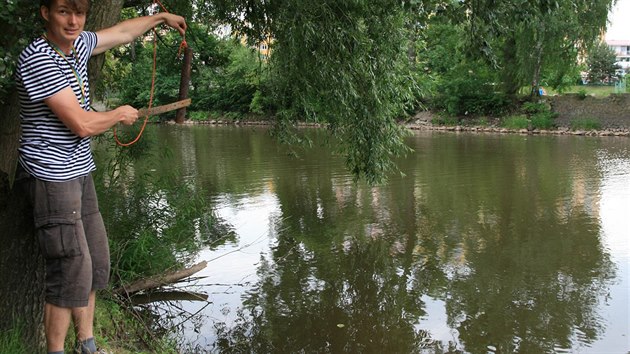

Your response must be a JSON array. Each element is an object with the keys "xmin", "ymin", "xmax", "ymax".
[
  {"xmin": 86, "ymin": 0, "xmax": 126, "ymax": 95},
  {"xmin": 0, "ymin": 91, "xmax": 45, "ymax": 349},
  {"xmin": 176, "ymin": 47, "xmax": 193, "ymax": 124}
]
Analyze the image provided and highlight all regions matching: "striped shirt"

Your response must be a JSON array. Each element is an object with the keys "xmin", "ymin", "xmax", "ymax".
[{"xmin": 16, "ymin": 31, "xmax": 98, "ymax": 182}]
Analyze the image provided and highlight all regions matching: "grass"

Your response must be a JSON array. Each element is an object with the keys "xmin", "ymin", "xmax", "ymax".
[
  {"xmin": 570, "ymin": 117, "xmax": 602, "ymax": 131},
  {"xmin": 0, "ymin": 297, "xmax": 181, "ymax": 354},
  {"xmin": 545, "ymin": 85, "xmax": 621, "ymax": 97},
  {"xmin": 0, "ymin": 325, "xmax": 31, "ymax": 354},
  {"xmin": 431, "ymin": 115, "xmax": 459, "ymax": 126},
  {"xmin": 502, "ymin": 115, "xmax": 529, "ymax": 129}
]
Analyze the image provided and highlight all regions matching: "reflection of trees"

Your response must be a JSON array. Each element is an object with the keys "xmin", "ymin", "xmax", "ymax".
[
  {"xmin": 142, "ymin": 127, "xmax": 616, "ymax": 353},
  {"xmin": 93, "ymin": 133, "xmax": 236, "ymax": 283}
]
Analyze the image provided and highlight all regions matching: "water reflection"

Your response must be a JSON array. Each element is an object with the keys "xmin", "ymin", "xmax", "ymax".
[{"xmin": 122, "ymin": 127, "xmax": 628, "ymax": 353}]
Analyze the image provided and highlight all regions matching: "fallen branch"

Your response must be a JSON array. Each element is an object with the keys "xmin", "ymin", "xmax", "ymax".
[{"xmin": 115, "ymin": 261, "xmax": 207, "ymax": 295}]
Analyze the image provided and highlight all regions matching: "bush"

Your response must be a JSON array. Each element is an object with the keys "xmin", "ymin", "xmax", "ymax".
[
  {"xmin": 521, "ymin": 102, "xmax": 548, "ymax": 114},
  {"xmin": 433, "ymin": 62, "xmax": 511, "ymax": 116},
  {"xmin": 577, "ymin": 89, "xmax": 589, "ymax": 100},
  {"xmin": 530, "ymin": 112, "xmax": 556, "ymax": 130}
]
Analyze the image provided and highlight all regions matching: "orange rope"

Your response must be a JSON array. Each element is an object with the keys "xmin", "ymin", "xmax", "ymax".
[
  {"xmin": 153, "ymin": 0, "xmax": 189, "ymax": 56},
  {"xmin": 114, "ymin": 0, "xmax": 187, "ymax": 147}
]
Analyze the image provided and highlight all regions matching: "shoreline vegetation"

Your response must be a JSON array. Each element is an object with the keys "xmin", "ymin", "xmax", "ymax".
[
  {"xmin": 176, "ymin": 115, "xmax": 630, "ymax": 137},
  {"xmin": 165, "ymin": 91, "xmax": 630, "ymax": 137}
]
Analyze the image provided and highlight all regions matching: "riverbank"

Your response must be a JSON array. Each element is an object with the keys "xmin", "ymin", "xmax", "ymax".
[
  {"xmin": 405, "ymin": 108, "xmax": 630, "ymax": 136},
  {"xmin": 176, "ymin": 114, "xmax": 630, "ymax": 137},
  {"xmin": 173, "ymin": 93, "xmax": 630, "ymax": 137}
]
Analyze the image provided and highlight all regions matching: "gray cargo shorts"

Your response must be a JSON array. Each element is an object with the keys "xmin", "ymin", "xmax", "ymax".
[{"xmin": 21, "ymin": 168, "xmax": 110, "ymax": 308}]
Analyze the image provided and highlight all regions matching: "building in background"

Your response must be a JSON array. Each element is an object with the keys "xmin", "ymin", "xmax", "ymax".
[{"xmin": 606, "ymin": 40, "xmax": 630, "ymax": 75}]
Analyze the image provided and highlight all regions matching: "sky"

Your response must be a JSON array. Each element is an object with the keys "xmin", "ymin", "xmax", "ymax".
[{"xmin": 606, "ymin": 0, "xmax": 630, "ymax": 40}]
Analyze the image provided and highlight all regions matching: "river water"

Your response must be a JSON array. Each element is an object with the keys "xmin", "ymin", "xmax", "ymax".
[{"xmin": 119, "ymin": 126, "xmax": 629, "ymax": 353}]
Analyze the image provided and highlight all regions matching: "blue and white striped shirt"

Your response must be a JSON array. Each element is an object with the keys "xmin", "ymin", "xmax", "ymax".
[{"xmin": 16, "ymin": 31, "xmax": 98, "ymax": 182}]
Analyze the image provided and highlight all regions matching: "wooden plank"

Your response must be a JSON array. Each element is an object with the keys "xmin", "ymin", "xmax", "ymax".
[{"xmin": 138, "ymin": 98, "xmax": 192, "ymax": 116}]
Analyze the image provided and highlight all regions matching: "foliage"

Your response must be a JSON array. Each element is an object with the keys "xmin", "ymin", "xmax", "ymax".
[
  {"xmin": 521, "ymin": 101, "xmax": 556, "ymax": 129},
  {"xmin": 90, "ymin": 297, "xmax": 180, "ymax": 354},
  {"xmin": 212, "ymin": 0, "xmax": 417, "ymax": 184},
  {"xmin": 0, "ymin": 0, "xmax": 41, "ymax": 105},
  {"xmin": 586, "ymin": 40, "xmax": 621, "ymax": 84},
  {"xmin": 464, "ymin": 0, "xmax": 614, "ymax": 96},
  {"xmin": 115, "ymin": 31, "xmax": 185, "ymax": 111},
  {"xmin": 93, "ymin": 51, "xmax": 132, "ymax": 104},
  {"xmin": 434, "ymin": 62, "xmax": 511, "ymax": 116},
  {"xmin": 188, "ymin": 111, "xmax": 210, "ymax": 121},
  {"xmin": 197, "ymin": 39, "xmax": 265, "ymax": 113},
  {"xmin": 576, "ymin": 89, "xmax": 589, "ymax": 100},
  {"xmin": 530, "ymin": 112, "xmax": 556, "ymax": 129},
  {"xmin": 502, "ymin": 115, "xmax": 529, "ymax": 129},
  {"xmin": 521, "ymin": 102, "xmax": 547, "ymax": 114},
  {"xmin": 570, "ymin": 117, "xmax": 602, "ymax": 131},
  {"xmin": 92, "ymin": 133, "xmax": 217, "ymax": 285},
  {"xmin": 111, "ymin": 19, "xmax": 267, "ymax": 117}
]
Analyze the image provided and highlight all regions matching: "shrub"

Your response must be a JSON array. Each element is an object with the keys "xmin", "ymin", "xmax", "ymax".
[
  {"xmin": 433, "ymin": 62, "xmax": 511, "ymax": 116},
  {"xmin": 577, "ymin": 89, "xmax": 588, "ymax": 100},
  {"xmin": 521, "ymin": 102, "xmax": 548, "ymax": 114},
  {"xmin": 531, "ymin": 112, "xmax": 557, "ymax": 130}
]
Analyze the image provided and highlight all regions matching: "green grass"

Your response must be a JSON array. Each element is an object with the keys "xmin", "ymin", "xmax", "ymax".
[
  {"xmin": 0, "ymin": 326, "xmax": 31, "ymax": 354},
  {"xmin": 546, "ymin": 85, "xmax": 618, "ymax": 97},
  {"xmin": 188, "ymin": 111, "xmax": 210, "ymax": 121},
  {"xmin": 570, "ymin": 117, "xmax": 602, "ymax": 131},
  {"xmin": 431, "ymin": 115, "xmax": 459, "ymax": 126},
  {"xmin": 502, "ymin": 115, "xmax": 529, "ymax": 129}
]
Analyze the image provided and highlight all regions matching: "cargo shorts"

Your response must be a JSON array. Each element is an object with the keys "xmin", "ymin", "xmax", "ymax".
[{"xmin": 22, "ymin": 168, "xmax": 110, "ymax": 308}]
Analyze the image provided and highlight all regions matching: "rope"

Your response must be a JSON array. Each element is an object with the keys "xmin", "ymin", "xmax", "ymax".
[{"xmin": 114, "ymin": 0, "xmax": 187, "ymax": 147}]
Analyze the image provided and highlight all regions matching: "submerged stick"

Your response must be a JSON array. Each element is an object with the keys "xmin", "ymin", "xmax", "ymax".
[
  {"xmin": 115, "ymin": 260, "xmax": 207, "ymax": 295},
  {"xmin": 130, "ymin": 290, "xmax": 208, "ymax": 305}
]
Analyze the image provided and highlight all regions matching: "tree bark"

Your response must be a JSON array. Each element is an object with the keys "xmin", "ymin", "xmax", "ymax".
[
  {"xmin": 176, "ymin": 47, "xmax": 193, "ymax": 124},
  {"xmin": 86, "ymin": 0, "xmax": 126, "ymax": 95},
  {"xmin": 0, "ymin": 91, "xmax": 45, "ymax": 349}
]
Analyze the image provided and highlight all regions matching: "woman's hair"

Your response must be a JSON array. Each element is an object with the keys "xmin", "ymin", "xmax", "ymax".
[{"xmin": 40, "ymin": 0, "xmax": 90, "ymax": 13}]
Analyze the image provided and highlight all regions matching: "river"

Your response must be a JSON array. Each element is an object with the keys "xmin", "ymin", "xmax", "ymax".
[{"xmin": 109, "ymin": 125, "xmax": 630, "ymax": 353}]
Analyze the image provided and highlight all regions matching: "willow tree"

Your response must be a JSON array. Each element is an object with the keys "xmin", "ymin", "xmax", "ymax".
[
  {"xmin": 465, "ymin": 0, "xmax": 614, "ymax": 96},
  {"xmin": 213, "ymin": 0, "xmax": 418, "ymax": 184}
]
